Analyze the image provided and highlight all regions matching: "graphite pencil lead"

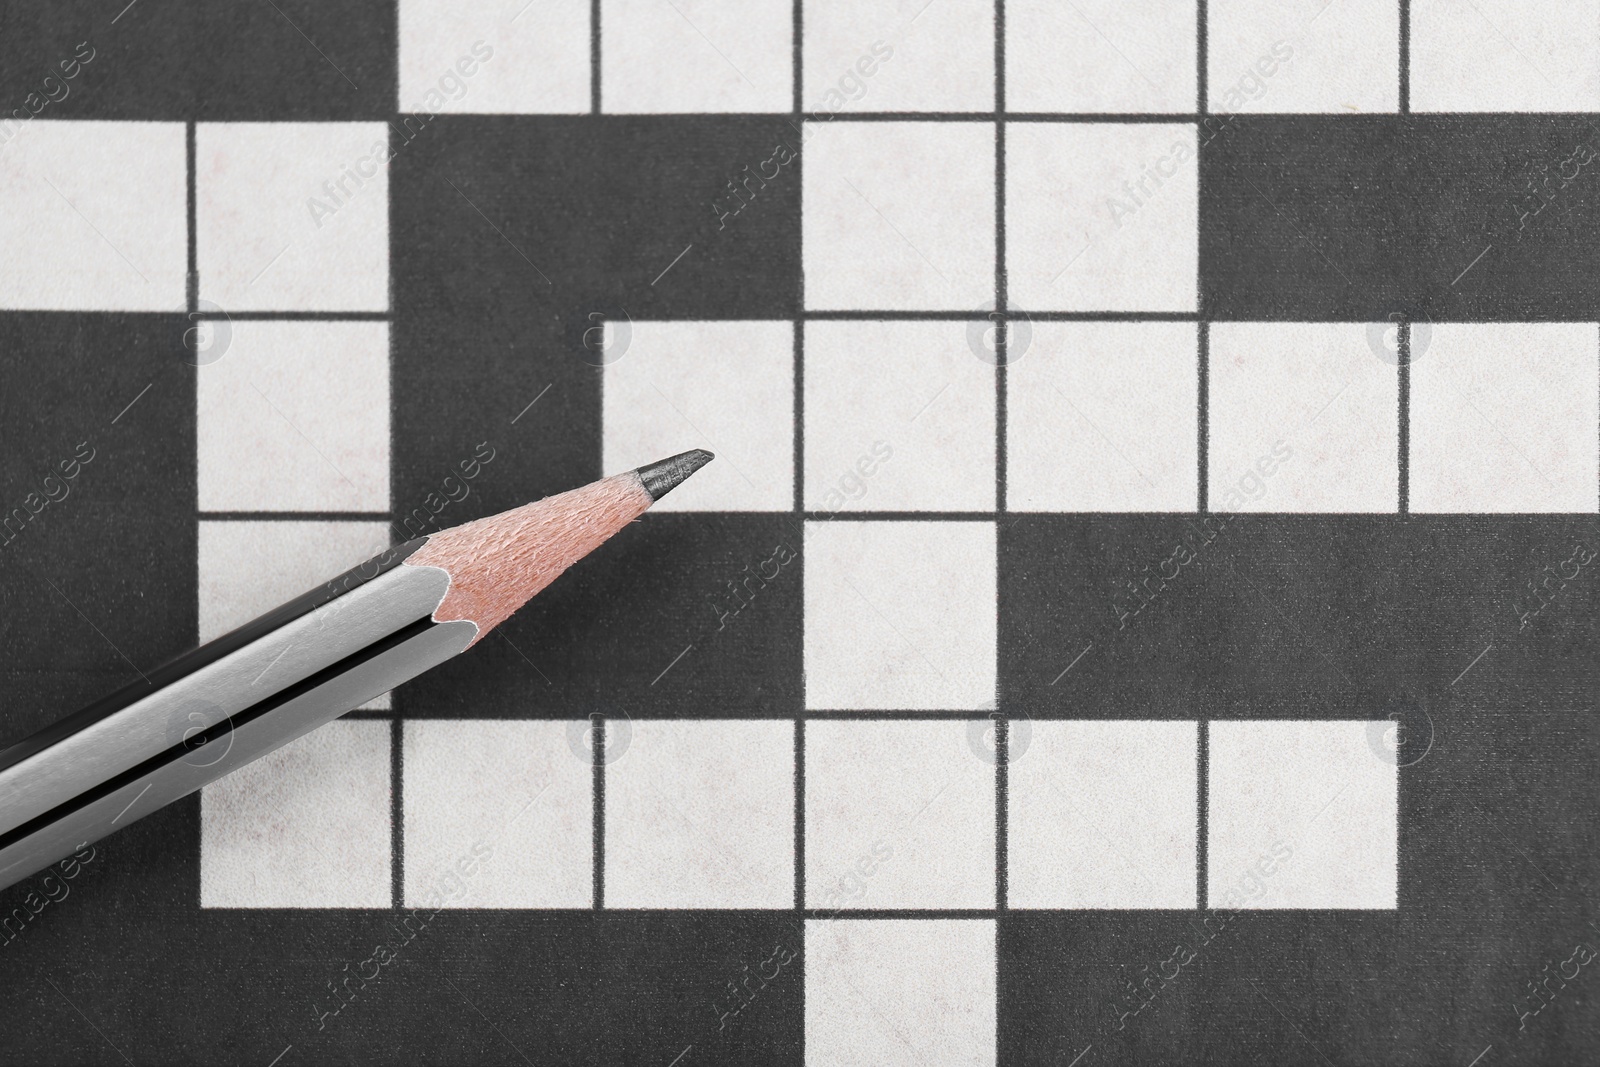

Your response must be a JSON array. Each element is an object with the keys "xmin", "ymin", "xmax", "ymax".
[
  {"xmin": 636, "ymin": 449, "xmax": 714, "ymax": 501},
  {"xmin": 403, "ymin": 452, "xmax": 714, "ymax": 644}
]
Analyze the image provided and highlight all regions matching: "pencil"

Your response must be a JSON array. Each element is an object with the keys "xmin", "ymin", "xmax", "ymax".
[{"xmin": 0, "ymin": 449, "xmax": 714, "ymax": 892}]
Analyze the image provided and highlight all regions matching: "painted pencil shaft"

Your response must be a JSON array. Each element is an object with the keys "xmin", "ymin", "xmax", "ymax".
[
  {"xmin": 0, "ymin": 618, "xmax": 475, "ymax": 893},
  {"xmin": 0, "ymin": 548, "xmax": 446, "ymax": 840}
]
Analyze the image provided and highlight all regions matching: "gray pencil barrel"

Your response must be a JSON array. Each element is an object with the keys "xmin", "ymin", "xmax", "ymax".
[
  {"xmin": 0, "ymin": 560, "xmax": 456, "ymax": 854},
  {"xmin": 0, "ymin": 618, "xmax": 477, "ymax": 892}
]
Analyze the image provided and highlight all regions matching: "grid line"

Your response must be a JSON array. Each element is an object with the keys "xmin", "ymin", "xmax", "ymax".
[
  {"xmin": 185, "ymin": 121, "xmax": 197, "ymax": 315},
  {"xmin": 390, "ymin": 716, "xmax": 404, "ymax": 908},
  {"xmin": 1399, "ymin": 0, "xmax": 1411, "ymax": 114},
  {"xmin": 1197, "ymin": 718, "xmax": 1210, "ymax": 909},
  {"xmin": 994, "ymin": 0, "xmax": 1008, "ymax": 938},
  {"xmin": 593, "ymin": 714, "xmax": 605, "ymax": 910},
  {"xmin": 1399, "ymin": 319, "xmax": 1411, "ymax": 514},
  {"xmin": 591, "ymin": 0, "xmax": 602, "ymax": 114},
  {"xmin": 792, "ymin": 0, "xmax": 807, "ymax": 939},
  {"xmin": 1198, "ymin": 322, "xmax": 1210, "ymax": 513}
]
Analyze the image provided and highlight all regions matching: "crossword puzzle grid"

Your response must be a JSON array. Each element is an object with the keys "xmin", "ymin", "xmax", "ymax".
[{"xmin": 1, "ymin": 1, "xmax": 1598, "ymax": 1064}]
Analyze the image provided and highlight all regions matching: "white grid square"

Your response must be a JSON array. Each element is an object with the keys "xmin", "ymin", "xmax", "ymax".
[
  {"xmin": 604, "ymin": 719, "xmax": 794, "ymax": 909},
  {"xmin": 399, "ymin": 0, "xmax": 589, "ymax": 114},
  {"xmin": 806, "ymin": 918, "xmax": 996, "ymax": 1067},
  {"xmin": 805, "ymin": 720, "xmax": 994, "ymax": 910},
  {"xmin": 1007, "ymin": 123, "xmax": 1197, "ymax": 312},
  {"xmin": 1413, "ymin": 0, "xmax": 1600, "ymax": 112},
  {"xmin": 802, "ymin": 0, "xmax": 994, "ymax": 113},
  {"xmin": 602, "ymin": 0, "xmax": 791, "ymax": 113},
  {"xmin": 1006, "ymin": 321, "xmax": 1198, "ymax": 512},
  {"xmin": 198, "ymin": 520, "xmax": 392, "ymax": 709},
  {"xmin": 802, "ymin": 121, "xmax": 995, "ymax": 311},
  {"xmin": 196, "ymin": 122, "xmax": 389, "ymax": 312},
  {"xmin": 1208, "ymin": 0, "xmax": 1398, "ymax": 114},
  {"xmin": 403, "ymin": 720, "xmax": 592, "ymax": 908},
  {"xmin": 804, "ymin": 521, "xmax": 997, "ymax": 710},
  {"xmin": 0, "ymin": 121, "xmax": 186, "ymax": 311},
  {"xmin": 804, "ymin": 320, "xmax": 995, "ymax": 512},
  {"xmin": 1208, "ymin": 720, "xmax": 1397, "ymax": 909},
  {"xmin": 1009, "ymin": 720, "xmax": 1197, "ymax": 909},
  {"xmin": 1410, "ymin": 323, "xmax": 1598, "ymax": 513},
  {"xmin": 1208, "ymin": 322, "xmax": 1398, "ymax": 513},
  {"xmin": 197, "ymin": 520, "xmax": 391, "ymax": 642},
  {"xmin": 197, "ymin": 321, "xmax": 390, "ymax": 513},
  {"xmin": 201, "ymin": 720, "xmax": 390, "ymax": 908},
  {"xmin": 602, "ymin": 320, "xmax": 793, "ymax": 511},
  {"xmin": 1007, "ymin": 0, "xmax": 1196, "ymax": 113}
]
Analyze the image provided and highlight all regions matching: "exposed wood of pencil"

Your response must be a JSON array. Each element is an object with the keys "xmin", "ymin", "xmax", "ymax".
[
  {"xmin": 404, "ymin": 472, "xmax": 649, "ymax": 645},
  {"xmin": 403, "ymin": 450, "xmax": 712, "ymax": 645}
]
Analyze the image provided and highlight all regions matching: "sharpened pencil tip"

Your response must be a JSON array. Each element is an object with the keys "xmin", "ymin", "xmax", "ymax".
[{"xmin": 636, "ymin": 449, "xmax": 715, "ymax": 501}]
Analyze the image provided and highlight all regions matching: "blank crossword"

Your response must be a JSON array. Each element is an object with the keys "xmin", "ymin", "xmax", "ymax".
[{"xmin": 1, "ymin": 1, "xmax": 1597, "ymax": 1064}]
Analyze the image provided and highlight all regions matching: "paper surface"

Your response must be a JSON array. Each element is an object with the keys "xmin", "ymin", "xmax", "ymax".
[{"xmin": 0, "ymin": 2, "xmax": 1596, "ymax": 1064}]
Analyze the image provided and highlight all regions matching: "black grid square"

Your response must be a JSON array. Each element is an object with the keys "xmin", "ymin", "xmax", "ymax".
[
  {"xmin": 1202, "ymin": 116, "xmax": 1600, "ymax": 321},
  {"xmin": 0, "ymin": 312, "xmax": 194, "ymax": 743},
  {"xmin": 395, "ymin": 514, "xmax": 803, "ymax": 719},
  {"xmin": 0, "ymin": 0, "xmax": 396, "ymax": 122}
]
